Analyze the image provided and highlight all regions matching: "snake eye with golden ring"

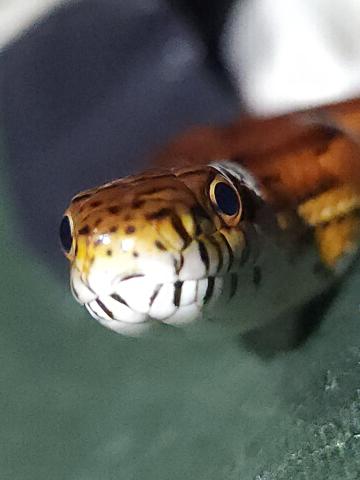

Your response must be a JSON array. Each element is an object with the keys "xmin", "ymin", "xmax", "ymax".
[{"xmin": 209, "ymin": 175, "xmax": 242, "ymax": 226}]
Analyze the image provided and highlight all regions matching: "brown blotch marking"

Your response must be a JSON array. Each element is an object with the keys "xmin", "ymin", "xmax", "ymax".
[
  {"xmin": 106, "ymin": 249, "xmax": 112, "ymax": 257},
  {"xmin": 78, "ymin": 225, "xmax": 90, "ymax": 235},
  {"xmin": 146, "ymin": 208, "xmax": 172, "ymax": 221},
  {"xmin": 132, "ymin": 199, "xmax": 146, "ymax": 209},
  {"xmin": 108, "ymin": 206, "xmax": 120, "ymax": 214},
  {"xmin": 109, "ymin": 226, "xmax": 118, "ymax": 233},
  {"xmin": 90, "ymin": 200, "xmax": 102, "ymax": 208},
  {"xmin": 94, "ymin": 218, "xmax": 102, "ymax": 227},
  {"xmin": 155, "ymin": 240, "xmax": 166, "ymax": 251},
  {"xmin": 313, "ymin": 143, "xmax": 330, "ymax": 156},
  {"xmin": 133, "ymin": 251, "xmax": 139, "ymax": 258},
  {"xmin": 253, "ymin": 266, "xmax": 262, "ymax": 287},
  {"xmin": 260, "ymin": 174, "xmax": 281, "ymax": 190},
  {"xmin": 312, "ymin": 127, "xmax": 338, "ymax": 155},
  {"xmin": 125, "ymin": 225, "xmax": 136, "ymax": 234}
]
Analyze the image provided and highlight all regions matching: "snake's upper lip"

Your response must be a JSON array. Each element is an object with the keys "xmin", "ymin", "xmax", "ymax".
[{"xmin": 70, "ymin": 268, "xmax": 98, "ymax": 304}]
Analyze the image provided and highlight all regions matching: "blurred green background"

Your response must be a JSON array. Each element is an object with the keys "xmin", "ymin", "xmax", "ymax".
[{"xmin": 2, "ymin": 136, "xmax": 360, "ymax": 479}]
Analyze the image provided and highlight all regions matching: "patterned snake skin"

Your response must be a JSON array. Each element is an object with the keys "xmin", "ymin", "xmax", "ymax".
[{"xmin": 61, "ymin": 98, "xmax": 360, "ymax": 337}]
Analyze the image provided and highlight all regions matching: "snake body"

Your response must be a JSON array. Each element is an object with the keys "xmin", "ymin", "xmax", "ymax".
[{"xmin": 61, "ymin": 148, "xmax": 360, "ymax": 337}]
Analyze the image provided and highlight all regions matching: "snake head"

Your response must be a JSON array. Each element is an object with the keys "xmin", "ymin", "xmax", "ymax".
[{"xmin": 60, "ymin": 164, "xmax": 261, "ymax": 335}]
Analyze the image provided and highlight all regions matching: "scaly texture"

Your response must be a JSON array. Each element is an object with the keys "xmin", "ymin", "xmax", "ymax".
[{"xmin": 61, "ymin": 97, "xmax": 360, "ymax": 336}]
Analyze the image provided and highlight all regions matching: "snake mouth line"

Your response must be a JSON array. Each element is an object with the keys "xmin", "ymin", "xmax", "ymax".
[{"xmin": 72, "ymin": 272, "xmax": 240, "ymax": 334}]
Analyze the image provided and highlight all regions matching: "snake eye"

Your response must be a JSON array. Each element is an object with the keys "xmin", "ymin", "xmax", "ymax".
[
  {"xmin": 209, "ymin": 175, "xmax": 242, "ymax": 225},
  {"xmin": 60, "ymin": 215, "xmax": 73, "ymax": 255}
]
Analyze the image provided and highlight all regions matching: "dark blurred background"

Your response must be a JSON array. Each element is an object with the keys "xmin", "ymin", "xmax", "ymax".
[{"xmin": 0, "ymin": 0, "xmax": 240, "ymax": 274}]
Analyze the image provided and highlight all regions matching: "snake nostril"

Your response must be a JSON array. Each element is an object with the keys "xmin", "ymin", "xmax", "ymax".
[{"xmin": 59, "ymin": 215, "xmax": 73, "ymax": 254}]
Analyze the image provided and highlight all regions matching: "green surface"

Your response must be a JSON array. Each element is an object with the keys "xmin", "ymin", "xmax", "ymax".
[{"xmin": 1, "ymin": 142, "xmax": 360, "ymax": 480}]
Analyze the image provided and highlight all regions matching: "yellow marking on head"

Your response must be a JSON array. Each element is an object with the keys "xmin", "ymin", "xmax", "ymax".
[{"xmin": 179, "ymin": 212, "xmax": 196, "ymax": 238}]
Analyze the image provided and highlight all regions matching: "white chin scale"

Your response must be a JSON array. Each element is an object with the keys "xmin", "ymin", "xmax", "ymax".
[{"xmin": 75, "ymin": 274, "xmax": 224, "ymax": 336}]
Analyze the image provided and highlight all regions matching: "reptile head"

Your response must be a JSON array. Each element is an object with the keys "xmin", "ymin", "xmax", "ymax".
[{"xmin": 60, "ymin": 163, "xmax": 261, "ymax": 335}]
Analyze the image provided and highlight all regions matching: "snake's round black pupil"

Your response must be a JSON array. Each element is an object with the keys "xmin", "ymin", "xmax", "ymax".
[
  {"xmin": 60, "ymin": 215, "xmax": 73, "ymax": 253},
  {"xmin": 214, "ymin": 182, "xmax": 239, "ymax": 216}
]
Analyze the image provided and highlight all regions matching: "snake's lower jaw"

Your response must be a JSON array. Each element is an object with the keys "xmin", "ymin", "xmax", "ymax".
[
  {"xmin": 70, "ymin": 266, "xmax": 224, "ymax": 335},
  {"xmin": 84, "ymin": 300, "xmax": 155, "ymax": 337},
  {"xmin": 84, "ymin": 293, "xmax": 204, "ymax": 337}
]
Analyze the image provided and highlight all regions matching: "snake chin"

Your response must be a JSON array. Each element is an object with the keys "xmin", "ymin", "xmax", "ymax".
[{"xmin": 71, "ymin": 270, "xmax": 224, "ymax": 336}]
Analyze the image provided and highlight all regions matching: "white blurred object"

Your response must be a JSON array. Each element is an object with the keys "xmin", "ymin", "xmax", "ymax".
[
  {"xmin": 0, "ymin": 0, "xmax": 69, "ymax": 49},
  {"xmin": 222, "ymin": 0, "xmax": 360, "ymax": 115}
]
